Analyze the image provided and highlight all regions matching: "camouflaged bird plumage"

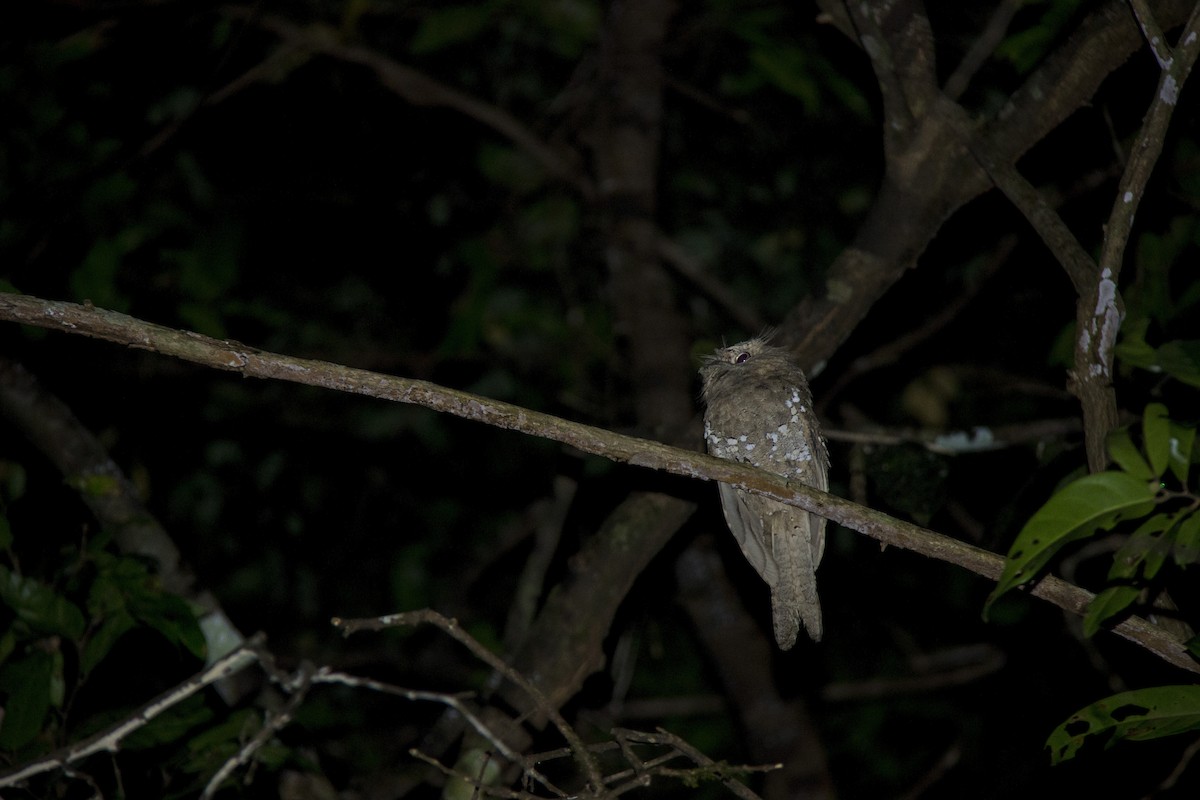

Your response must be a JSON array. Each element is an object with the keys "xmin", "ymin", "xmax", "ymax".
[{"xmin": 699, "ymin": 338, "xmax": 829, "ymax": 649}]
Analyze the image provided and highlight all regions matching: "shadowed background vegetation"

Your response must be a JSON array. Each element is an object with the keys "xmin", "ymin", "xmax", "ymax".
[{"xmin": 2, "ymin": 1, "xmax": 1200, "ymax": 798}]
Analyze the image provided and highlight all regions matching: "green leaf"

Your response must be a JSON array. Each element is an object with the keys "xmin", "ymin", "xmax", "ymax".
[
  {"xmin": 1106, "ymin": 427, "xmax": 1152, "ymax": 480},
  {"xmin": 1167, "ymin": 421, "xmax": 1195, "ymax": 486},
  {"xmin": 0, "ymin": 629, "xmax": 15, "ymax": 666},
  {"xmin": 1110, "ymin": 513, "xmax": 1175, "ymax": 581},
  {"xmin": 1115, "ymin": 316, "xmax": 1159, "ymax": 370},
  {"xmin": 1082, "ymin": 512, "xmax": 1176, "ymax": 636},
  {"xmin": 0, "ymin": 460, "xmax": 26, "ymax": 503},
  {"xmin": 136, "ymin": 593, "xmax": 206, "ymax": 659},
  {"xmin": 1174, "ymin": 512, "xmax": 1200, "ymax": 566},
  {"xmin": 81, "ymin": 610, "xmax": 136, "ymax": 676},
  {"xmin": 89, "ymin": 555, "xmax": 206, "ymax": 660},
  {"xmin": 1156, "ymin": 340, "xmax": 1200, "ymax": 388},
  {"xmin": 0, "ymin": 651, "xmax": 54, "ymax": 749},
  {"xmin": 476, "ymin": 143, "xmax": 544, "ymax": 195},
  {"xmin": 994, "ymin": 0, "xmax": 1084, "ymax": 74},
  {"xmin": 122, "ymin": 694, "xmax": 213, "ymax": 750},
  {"xmin": 1047, "ymin": 686, "xmax": 1200, "ymax": 764},
  {"xmin": 0, "ymin": 565, "xmax": 86, "ymax": 639},
  {"xmin": 748, "ymin": 45, "xmax": 820, "ymax": 110},
  {"xmin": 179, "ymin": 708, "xmax": 266, "ymax": 779},
  {"xmin": 519, "ymin": 0, "xmax": 599, "ymax": 58},
  {"xmin": 984, "ymin": 472, "xmax": 1157, "ymax": 615},
  {"xmin": 1082, "ymin": 586, "xmax": 1141, "ymax": 638},
  {"xmin": 409, "ymin": 3, "xmax": 497, "ymax": 55},
  {"xmin": 48, "ymin": 649, "xmax": 65, "ymax": 708},
  {"xmin": 1142, "ymin": 403, "xmax": 1171, "ymax": 477}
]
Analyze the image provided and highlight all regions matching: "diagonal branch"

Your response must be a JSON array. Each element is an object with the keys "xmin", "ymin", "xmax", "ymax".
[
  {"xmin": 0, "ymin": 634, "xmax": 266, "ymax": 787},
  {"xmin": 334, "ymin": 609, "xmax": 604, "ymax": 793},
  {"xmin": 943, "ymin": 0, "xmax": 1023, "ymax": 101},
  {"xmin": 1074, "ymin": 2, "xmax": 1200, "ymax": 470},
  {"xmin": 789, "ymin": 0, "xmax": 1195, "ymax": 371},
  {"xmin": 1100, "ymin": 1, "xmax": 1200, "ymax": 278},
  {"xmin": 0, "ymin": 293, "xmax": 1195, "ymax": 673},
  {"xmin": 226, "ymin": 8, "xmax": 592, "ymax": 195},
  {"xmin": 1128, "ymin": 0, "xmax": 1176, "ymax": 68},
  {"xmin": 0, "ymin": 357, "xmax": 193, "ymax": 594}
]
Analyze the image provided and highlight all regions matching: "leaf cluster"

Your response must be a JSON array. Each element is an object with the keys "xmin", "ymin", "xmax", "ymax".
[
  {"xmin": 0, "ymin": 460, "xmax": 292, "ymax": 795},
  {"xmin": 987, "ymin": 401, "xmax": 1200, "ymax": 761}
]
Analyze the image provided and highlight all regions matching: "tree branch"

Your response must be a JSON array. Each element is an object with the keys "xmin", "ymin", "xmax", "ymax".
[
  {"xmin": 334, "ymin": 608, "xmax": 604, "ymax": 793},
  {"xmin": 1, "ymin": 294, "xmax": 1195, "ymax": 673},
  {"xmin": 786, "ymin": 0, "xmax": 1195, "ymax": 370},
  {"xmin": 1128, "ymin": 0, "xmax": 1176, "ymax": 68},
  {"xmin": 0, "ymin": 355, "xmax": 247, "ymax": 680},
  {"xmin": 0, "ymin": 634, "xmax": 266, "ymax": 787},
  {"xmin": 675, "ymin": 539, "xmax": 834, "ymax": 798},
  {"xmin": 1100, "ymin": 1, "xmax": 1200, "ymax": 276},
  {"xmin": 943, "ymin": 0, "xmax": 1023, "ymax": 101},
  {"xmin": 226, "ymin": 8, "xmax": 593, "ymax": 195},
  {"xmin": 0, "ymin": 357, "xmax": 192, "ymax": 594}
]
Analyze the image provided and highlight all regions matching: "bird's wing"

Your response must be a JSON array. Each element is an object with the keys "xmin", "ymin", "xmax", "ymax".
[{"xmin": 717, "ymin": 483, "xmax": 779, "ymax": 585}]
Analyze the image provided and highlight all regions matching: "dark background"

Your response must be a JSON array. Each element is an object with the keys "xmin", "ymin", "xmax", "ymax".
[{"xmin": 2, "ymin": 1, "xmax": 1200, "ymax": 798}]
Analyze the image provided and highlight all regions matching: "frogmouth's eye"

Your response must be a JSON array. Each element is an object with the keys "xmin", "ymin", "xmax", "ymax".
[{"xmin": 735, "ymin": 352, "xmax": 751, "ymax": 364}]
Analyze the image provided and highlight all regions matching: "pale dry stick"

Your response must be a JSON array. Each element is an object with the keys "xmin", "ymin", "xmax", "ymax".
[
  {"xmin": 332, "ymin": 609, "xmax": 603, "ymax": 792},
  {"xmin": 407, "ymin": 749, "xmax": 526, "ymax": 799},
  {"xmin": 201, "ymin": 665, "xmax": 313, "ymax": 799},
  {"xmin": 0, "ymin": 634, "xmax": 265, "ymax": 787},
  {"xmin": 0, "ymin": 294, "xmax": 1196, "ymax": 673},
  {"xmin": 612, "ymin": 728, "xmax": 769, "ymax": 800},
  {"xmin": 313, "ymin": 667, "xmax": 564, "ymax": 796}
]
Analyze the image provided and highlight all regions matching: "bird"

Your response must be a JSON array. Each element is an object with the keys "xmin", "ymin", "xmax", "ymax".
[{"xmin": 699, "ymin": 337, "xmax": 829, "ymax": 649}]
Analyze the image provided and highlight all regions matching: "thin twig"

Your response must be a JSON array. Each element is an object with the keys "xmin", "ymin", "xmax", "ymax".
[
  {"xmin": 503, "ymin": 476, "xmax": 576, "ymax": 651},
  {"xmin": 823, "ymin": 417, "xmax": 1083, "ymax": 454},
  {"xmin": 1099, "ymin": 2, "xmax": 1200, "ymax": 278},
  {"xmin": 614, "ymin": 728, "xmax": 774, "ymax": 800},
  {"xmin": 964, "ymin": 142, "xmax": 1096, "ymax": 294},
  {"xmin": 227, "ymin": 7, "xmax": 591, "ymax": 196},
  {"xmin": 408, "ymin": 749, "xmax": 529, "ymax": 799},
  {"xmin": 822, "ymin": 645, "xmax": 1006, "ymax": 702},
  {"xmin": 0, "ymin": 634, "xmax": 266, "ymax": 787},
  {"xmin": 845, "ymin": 2, "xmax": 916, "ymax": 136},
  {"xmin": 332, "ymin": 609, "xmax": 604, "ymax": 792},
  {"xmin": 1146, "ymin": 734, "xmax": 1200, "ymax": 797},
  {"xmin": 818, "ymin": 236, "xmax": 1015, "ymax": 409},
  {"xmin": 656, "ymin": 235, "xmax": 764, "ymax": 333},
  {"xmin": 312, "ymin": 667, "xmax": 564, "ymax": 795},
  {"xmin": 944, "ymin": 0, "xmax": 1023, "ymax": 101},
  {"xmin": 1128, "ymin": 0, "xmax": 1175, "ymax": 69},
  {"xmin": 201, "ymin": 664, "xmax": 314, "ymax": 799}
]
